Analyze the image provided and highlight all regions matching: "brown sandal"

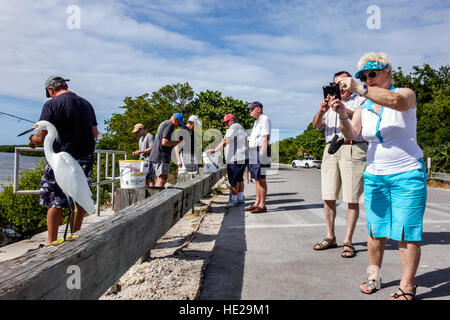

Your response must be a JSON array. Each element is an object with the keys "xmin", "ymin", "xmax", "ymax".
[
  {"xmin": 245, "ymin": 205, "xmax": 257, "ymax": 211},
  {"xmin": 313, "ymin": 237, "xmax": 337, "ymax": 250},
  {"xmin": 341, "ymin": 243, "xmax": 356, "ymax": 258},
  {"xmin": 251, "ymin": 206, "xmax": 267, "ymax": 214}
]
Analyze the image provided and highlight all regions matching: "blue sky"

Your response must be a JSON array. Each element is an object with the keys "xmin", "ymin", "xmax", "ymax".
[{"xmin": 0, "ymin": 0, "xmax": 449, "ymax": 145}]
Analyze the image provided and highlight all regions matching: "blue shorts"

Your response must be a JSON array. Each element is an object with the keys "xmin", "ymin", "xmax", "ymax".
[
  {"xmin": 227, "ymin": 163, "xmax": 247, "ymax": 187},
  {"xmin": 363, "ymin": 159, "xmax": 427, "ymax": 241}
]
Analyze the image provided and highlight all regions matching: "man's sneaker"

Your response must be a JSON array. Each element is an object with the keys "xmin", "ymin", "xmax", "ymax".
[
  {"xmin": 237, "ymin": 199, "xmax": 246, "ymax": 206},
  {"xmin": 225, "ymin": 200, "xmax": 239, "ymax": 208}
]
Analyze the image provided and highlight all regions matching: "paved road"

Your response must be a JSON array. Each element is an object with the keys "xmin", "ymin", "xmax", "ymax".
[{"xmin": 199, "ymin": 165, "xmax": 450, "ymax": 300}]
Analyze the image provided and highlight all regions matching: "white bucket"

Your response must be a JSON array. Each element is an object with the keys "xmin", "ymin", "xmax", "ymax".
[
  {"xmin": 202, "ymin": 151, "xmax": 220, "ymax": 173},
  {"xmin": 119, "ymin": 160, "xmax": 146, "ymax": 189}
]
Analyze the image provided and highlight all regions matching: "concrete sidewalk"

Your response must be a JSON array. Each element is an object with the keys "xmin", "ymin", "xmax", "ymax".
[{"xmin": 199, "ymin": 165, "xmax": 450, "ymax": 300}]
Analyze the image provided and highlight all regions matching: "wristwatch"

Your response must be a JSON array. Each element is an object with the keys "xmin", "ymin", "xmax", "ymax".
[{"xmin": 358, "ymin": 84, "xmax": 368, "ymax": 96}]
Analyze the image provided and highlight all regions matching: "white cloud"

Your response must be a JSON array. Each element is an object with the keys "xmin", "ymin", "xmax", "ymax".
[{"xmin": 0, "ymin": 0, "xmax": 448, "ymax": 146}]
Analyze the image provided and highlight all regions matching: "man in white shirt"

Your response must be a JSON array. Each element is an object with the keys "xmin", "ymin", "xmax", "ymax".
[
  {"xmin": 246, "ymin": 101, "xmax": 271, "ymax": 214},
  {"xmin": 312, "ymin": 71, "xmax": 367, "ymax": 258},
  {"xmin": 132, "ymin": 123, "xmax": 155, "ymax": 187},
  {"xmin": 206, "ymin": 114, "xmax": 248, "ymax": 208}
]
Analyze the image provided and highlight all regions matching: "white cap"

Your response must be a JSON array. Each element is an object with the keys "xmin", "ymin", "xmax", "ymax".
[{"xmin": 188, "ymin": 115, "xmax": 202, "ymax": 126}]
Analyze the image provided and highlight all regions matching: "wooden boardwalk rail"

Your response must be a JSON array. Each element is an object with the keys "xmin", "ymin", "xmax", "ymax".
[{"xmin": 0, "ymin": 168, "xmax": 226, "ymax": 300}]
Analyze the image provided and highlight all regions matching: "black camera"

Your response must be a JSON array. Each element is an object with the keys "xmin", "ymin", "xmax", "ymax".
[{"xmin": 323, "ymin": 82, "xmax": 341, "ymax": 100}]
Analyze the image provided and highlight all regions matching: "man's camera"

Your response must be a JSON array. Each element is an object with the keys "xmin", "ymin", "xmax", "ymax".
[{"xmin": 323, "ymin": 82, "xmax": 341, "ymax": 100}]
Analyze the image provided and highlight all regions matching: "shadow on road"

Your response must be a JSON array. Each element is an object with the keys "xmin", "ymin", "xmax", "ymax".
[
  {"xmin": 381, "ymin": 267, "xmax": 450, "ymax": 300},
  {"xmin": 198, "ymin": 196, "xmax": 247, "ymax": 300}
]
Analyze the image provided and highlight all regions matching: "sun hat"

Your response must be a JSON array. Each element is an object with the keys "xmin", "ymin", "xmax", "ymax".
[{"xmin": 355, "ymin": 61, "xmax": 391, "ymax": 79}]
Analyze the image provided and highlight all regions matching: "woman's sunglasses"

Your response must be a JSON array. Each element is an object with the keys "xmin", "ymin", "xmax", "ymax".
[{"xmin": 360, "ymin": 70, "xmax": 381, "ymax": 82}]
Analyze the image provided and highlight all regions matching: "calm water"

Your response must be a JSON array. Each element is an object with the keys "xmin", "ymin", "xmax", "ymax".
[{"xmin": 0, "ymin": 152, "xmax": 43, "ymax": 247}]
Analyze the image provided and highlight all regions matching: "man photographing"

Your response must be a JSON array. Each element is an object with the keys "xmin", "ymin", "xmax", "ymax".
[{"xmin": 312, "ymin": 71, "xmax": 367, "ymax": 258}]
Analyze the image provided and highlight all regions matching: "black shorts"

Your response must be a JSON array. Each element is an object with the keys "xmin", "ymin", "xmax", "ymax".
[
  {"xmin": 227, "ymin": 163, "xmax": 247, "ymax": 187},
  {"xmin": 39, "ymin": 154, "xmax": 94, "ymax": 208}
]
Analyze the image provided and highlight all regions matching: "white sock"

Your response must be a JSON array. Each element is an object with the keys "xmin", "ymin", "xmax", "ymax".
[
  {"xmin": 238, "ymin": 192, "xmax": 244, "ymax": 201},
  {"xmin": 231, "ymin": 194, "xmax": 237, "ymax": 202}
]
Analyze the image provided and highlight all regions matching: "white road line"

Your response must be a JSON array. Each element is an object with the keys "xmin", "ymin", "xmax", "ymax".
[{"xmin": 229, "ymin": 220, "xmax": 450, "ymax": 229}]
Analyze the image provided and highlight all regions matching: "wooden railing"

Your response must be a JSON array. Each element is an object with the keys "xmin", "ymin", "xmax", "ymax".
[{"xmin": 0, "ymin": 168, "xmax": 226, "ymax": 300}]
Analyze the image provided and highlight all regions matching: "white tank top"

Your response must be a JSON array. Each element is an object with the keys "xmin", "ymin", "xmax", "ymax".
[{"xmin": 361, "ymin": 86, "xmax": 423, "ymax": 175}]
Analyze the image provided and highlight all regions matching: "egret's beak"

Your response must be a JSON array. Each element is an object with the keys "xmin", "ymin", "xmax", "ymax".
[{"xmin": 18, "ymin": 124, "xmax": 38, "ymax": 137}]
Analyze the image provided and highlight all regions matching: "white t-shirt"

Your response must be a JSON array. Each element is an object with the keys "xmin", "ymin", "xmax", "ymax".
[
  {"xmin": 249, "ymin": 114, "xmax": 271, "ymax": 148},
  {"xmin": 139, "ymin": 133, "xmax": 154, "ymax": 161},
  {"xmin": 321, "ymin": 92, "xmax": 366, "ymax": 143},
  {"xmin": 249, "ymin": 114, "xmax": 271, "ymax": 164},
  {"xmin": 224, "ymin": 123, "xmax": 248, "ymax": 163},
  {"xmin": 361, "ymin": 87, "xmax": 423, "ymax": 175}
]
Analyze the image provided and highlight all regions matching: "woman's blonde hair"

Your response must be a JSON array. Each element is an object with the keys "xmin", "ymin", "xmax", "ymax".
[{"xmin": 357, "ymin": 52, "xmax": 392, "ymax": 70}]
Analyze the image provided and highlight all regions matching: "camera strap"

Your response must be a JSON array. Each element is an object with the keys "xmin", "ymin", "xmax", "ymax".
[{"xmin": 328, "ymin": 112, "xmax": 344, "ymax": 155}]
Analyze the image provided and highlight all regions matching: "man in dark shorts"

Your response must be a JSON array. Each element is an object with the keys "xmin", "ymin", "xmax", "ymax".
[
  {"xmin": 246, "ymin": 101, "xmax": 271, "ymax": 214},
  {"xmin": 28, "ymin": 76, "xmax": 98, "ymax": 246},
  {"xmin": 205, "ymin": 114, "xmax": 248, "ymax": 208},
  {"xmin": 148, "ymin": 113, "xmax": 185, "ymax": 187}
]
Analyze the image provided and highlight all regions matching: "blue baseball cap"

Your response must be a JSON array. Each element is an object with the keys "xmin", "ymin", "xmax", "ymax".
[
  {"xmin": 172, "ymin": 113, "xmax": 186, "ymax": 128},
  {"xmin": 355, "ymin": 61, "xmax": 391, "ymax": 79},
  {"xmin": 247, "ymin": 101, "xmax": 263, "ymax": 110}
]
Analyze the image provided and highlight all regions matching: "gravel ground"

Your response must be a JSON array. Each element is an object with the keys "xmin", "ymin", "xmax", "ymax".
[{"xmin": 100, "ymin": 182, "xmax": 229, "ymax": 300}]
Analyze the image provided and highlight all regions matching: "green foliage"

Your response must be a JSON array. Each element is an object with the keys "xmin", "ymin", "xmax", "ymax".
[
  {"xmin": 393, "ymin": 64, "xmax": 450, "ymax": 172},
  {"xmin": 185, "ymin": 90, "xmax": 253, "ymax": 150},
  {"xmin": 102, "ymin": 82, "xmax": 195, "ymax": 158},
  {"xmin": 186, "ymin": 90, "xmax": 253, "ymax": 133},
  {"xmin": 0, "ymin": 158, "xmax": 49, "ymax": 236},
  {"xmin": 295, "ymin": 123, "xmax": 326, "ymax": 159},
  {"xmin": 276, "ymin": 123, "xmax": 326, "ymax": 164}
]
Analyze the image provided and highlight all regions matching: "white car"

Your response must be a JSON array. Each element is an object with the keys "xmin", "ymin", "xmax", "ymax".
[{"xmin": 291, "ymin": 156, "xmax": 322, "ymax": 169}]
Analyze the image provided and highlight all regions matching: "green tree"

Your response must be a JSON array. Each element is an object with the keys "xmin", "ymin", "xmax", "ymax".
[
  {"xmin": 186, "ymin": 90, "xmax": 253, "ymax": 134},
  {"xmin": 393, "ymin": 64, "xmax": 449, "ymax": 172},
  {"xmin": 98, "ymin": 83, "xmax": 195, "ymax": 156}
]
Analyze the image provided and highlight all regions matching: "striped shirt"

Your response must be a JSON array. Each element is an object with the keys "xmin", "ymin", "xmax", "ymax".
[{"xmin": 320, "ymin": 92, "xmax": 366, "ymax": 143}]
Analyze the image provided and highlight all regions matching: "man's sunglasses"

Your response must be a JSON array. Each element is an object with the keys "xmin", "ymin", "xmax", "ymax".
[{"xmin": 360, "ymin": 70, "xmax": 381, "ymax": 82}]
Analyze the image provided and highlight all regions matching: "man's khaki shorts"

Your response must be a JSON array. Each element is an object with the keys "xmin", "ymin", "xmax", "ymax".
[{"xmin": 321, "ymin": 142, "xmax": 367, "ymax": 203}]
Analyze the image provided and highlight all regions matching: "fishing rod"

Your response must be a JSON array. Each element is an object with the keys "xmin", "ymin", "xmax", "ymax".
[{"xmin": 0, "ymin": 111, "xmax": 35, "ymax": 124}]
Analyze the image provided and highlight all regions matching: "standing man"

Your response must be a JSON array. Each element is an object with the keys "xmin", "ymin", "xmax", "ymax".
[
  {"xmin": 206, "ymin": 114, "xmax": 248, "ymax": 208},
  {"xmin": 312, "ymin": 71, "xmax": 367, "ymax": 258},
  {"xmin": 28, "ymin": 76, "xmax": 98, "ymax": 247},
  {"xmin": 175, "ymin": 115, "xmax": 202, "ymax": 174},
  {"xmin": 148, "ymin": 113, "xmax": 185, "ymax": 187},
  {"xmin": 246, "ymin": 101, "xmax": 271, "ymax": 214},
  {"xmin": 132, "ymin": 123, "xmax": 155, "ymax": 187}
]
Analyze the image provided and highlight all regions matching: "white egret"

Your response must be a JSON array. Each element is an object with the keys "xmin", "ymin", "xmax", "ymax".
[{"xmin": 19, "ymin": 120, "xmax": 95, "ymax": 241}]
